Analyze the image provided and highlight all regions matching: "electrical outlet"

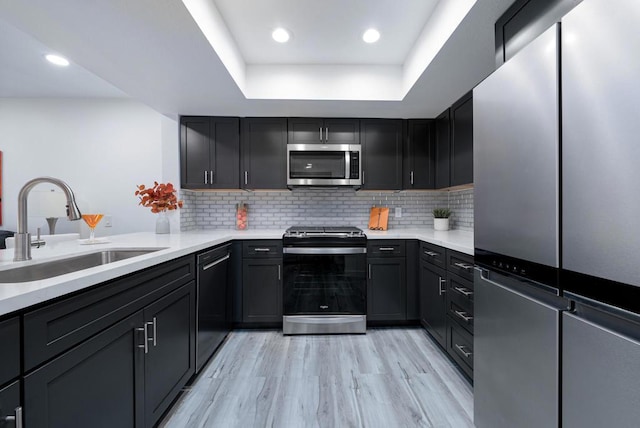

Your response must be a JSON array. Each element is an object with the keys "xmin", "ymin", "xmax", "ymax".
[
  {"xmin": 104, "ymin": 215, "xmax": 113, "ymax": 228},
  {"xmin": 395, "ymin": 207, "xmax": 402, "ymax": 218}
]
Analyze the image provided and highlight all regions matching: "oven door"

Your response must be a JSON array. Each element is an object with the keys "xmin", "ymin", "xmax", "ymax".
[
  {"xmin": 283, "ymin": 247, "xmax": 366, "ymax": 315},
  {"xmin": 287, "ymin": 144, "xmax": 361, "ymax": 186}
]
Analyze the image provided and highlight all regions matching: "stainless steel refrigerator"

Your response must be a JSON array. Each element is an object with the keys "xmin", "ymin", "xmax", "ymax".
[{"xmin": 474, "ymin": 1, "xmax": 640, "ymax": 427}]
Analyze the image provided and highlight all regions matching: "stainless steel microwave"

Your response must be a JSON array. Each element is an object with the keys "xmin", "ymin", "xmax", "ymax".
[{"xmin": 287, "ymin": 144, "xmax": 362, "ymax": 186}]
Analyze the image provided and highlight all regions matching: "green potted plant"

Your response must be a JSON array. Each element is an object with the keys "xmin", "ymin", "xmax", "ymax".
[{"xmin": 432, "ymin": 207, "xmax": 452, "ymax": 231}]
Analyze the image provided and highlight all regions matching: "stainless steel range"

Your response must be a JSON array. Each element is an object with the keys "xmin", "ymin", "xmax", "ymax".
[{"xmin": 282, "ymin": 226, "xmax": 367, "ymax": 335}]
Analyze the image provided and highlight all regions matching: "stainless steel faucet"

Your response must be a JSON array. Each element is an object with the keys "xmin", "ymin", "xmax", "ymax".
[{"xmin": 14, "ymin": 177, "xmax": 82, "ymax": 261}]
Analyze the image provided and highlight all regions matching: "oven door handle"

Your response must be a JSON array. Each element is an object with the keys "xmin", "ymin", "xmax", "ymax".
[{"xmin": 283, "ymin": 247, "xmax": 367, "ymax": 255}]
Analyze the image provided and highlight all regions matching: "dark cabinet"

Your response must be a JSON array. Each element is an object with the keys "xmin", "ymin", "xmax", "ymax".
[
  {"xmin": 419, "ymin": 242, "xmax": 474, "ymax": 379},
  {"xmin": 242, "ymin": 240, "xmax": 283, "ymax": 324},
  {"xmin": 23, "ymin": 257, "xmax": 196, "ymax": 427},
  {"xmin": 0, "ymin": 381, "xmax": 21, "ymax": 428},
  {"xmin": 406, "ymin": 240, "xmax": 420, "ymax": 321},
  {"xmin": 450, "ymin": 92, "xmax": 473, "ymax": 186},
  {"xmin": 143, "ymin": 283, "xmax": 196, "ymax": 425},
  {"xmin": 367, "ymin": 240, "xmax": 406, "ymax": 321},
  {"xmin": 0, "ymin": 317, "xmax": 20, "ymax": 387},
  {"xmin": 180, "ymin": 116, "xmax": 240, "ymax": 189},
  {"xmin": 241, "ymin": 118, "xmax": 287, "ymax": 189},
  {"xmin": 288, "ymin": 118, "xmax": 359, "ymax": 145},
  {"xmin": 361, "ymin": 119, "xmax": 403, "ymax": 190},
  {"xmin": 434, "ymin": 109, "xmax": 451, "ymax": 189},
  {"xmin": 404, "ymin": 119, "xmax": 435, "ymax": 189},
  {"xmin": 420, "ymin": 256, "xmax": 448, "ymax": 348},
  {"xmin": 25, "ymin": 311, "xmax": 145, "ymax": 428}
]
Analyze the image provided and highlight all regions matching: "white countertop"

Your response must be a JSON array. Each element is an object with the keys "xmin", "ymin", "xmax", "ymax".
[{"xmin": 0, "ymin": 228, "xmax": 472, "ymax": 317}]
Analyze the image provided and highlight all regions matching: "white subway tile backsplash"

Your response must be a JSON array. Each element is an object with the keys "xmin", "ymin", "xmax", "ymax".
[{"xmin": 180, "ymin": 188, "xmax": 474, "ymax": 232}]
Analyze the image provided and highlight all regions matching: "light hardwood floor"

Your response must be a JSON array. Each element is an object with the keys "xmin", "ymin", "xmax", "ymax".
[{"xmin": 159, "ymin": 327, "xmax": 474, "ymax": 428}]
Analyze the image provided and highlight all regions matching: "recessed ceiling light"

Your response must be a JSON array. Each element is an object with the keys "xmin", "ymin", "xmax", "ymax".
[
  {"xmin": 272, "ymin": 28, "xmax": 290, "ymax": 43},
  {"xmin": 45, "ymin": 54, "xmax": 70, "ymax": 66},
  {"xmin": 362, "ymin": 28, "xmax": 380, "ymax": 44}
]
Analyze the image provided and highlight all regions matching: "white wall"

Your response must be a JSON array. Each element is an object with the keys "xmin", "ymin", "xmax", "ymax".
[{"xmin": 0, "ymin": 98, "xmax": 180, "ymax": 237}]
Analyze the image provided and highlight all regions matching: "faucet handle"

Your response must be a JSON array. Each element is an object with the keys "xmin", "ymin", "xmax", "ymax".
[{"xmin": 31, "ymin": 228, "xmax": 46, "ymax": 248}]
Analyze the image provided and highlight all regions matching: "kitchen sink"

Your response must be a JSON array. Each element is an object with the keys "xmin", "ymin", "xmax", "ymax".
[{"xmin": 0, "ymin": 248, "xmax": 166, "ymax": 283}]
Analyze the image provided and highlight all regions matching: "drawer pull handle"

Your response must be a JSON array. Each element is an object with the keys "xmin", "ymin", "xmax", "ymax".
[
  {"xmin": 254, "ymin": 248, "xmax": 271, "ymax": 252},
  {"xmin": 455, "ymin": 344, "xmax": 472, "ymax": 358},
  {"xmin": 424, "ymin": 251, "xmax": 438, "ymax": 257},
  {"xmin": 453, "ymin": 286, "xmax": 474, "ymax": 297},
  {"xmin": 438, "ymin": 277, "xmax": 447, "ymax": 296},
  {"xmin": 454, "ymin": 310, "xmax": 473, "ymax": 322},
  {"xmin": 454, "ymin": 262, "xmax": 473, "ymax": 271},
  {"xmin": 378, "ymin": 247, "xmax": 395, "ymax": 251}
]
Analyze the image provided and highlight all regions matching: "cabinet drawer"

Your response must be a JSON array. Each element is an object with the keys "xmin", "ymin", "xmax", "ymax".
[
  {"xmin": 447, "ymin": 320, "xmax": 473, "ymax": 377},
  {"xmin": 448, "ymin": 300, "xmax": 474, "ymax": 334},
  {"xmin": 243, "ymin": 240, "xmax": 282, "ymax": 258},
  {"xmin": 420, "ymin": 241, "xmax": 446, "ymax": 268},
  {"xmin": 447, "ymin": 250, "xmax": 474, "ymax": 281},
  {"xmin": 0, "ymin": 317, "xmax": 20, "ymax": 386},
  {"xmin": 24, "ymin": 256, "xmax": 194, "ymax": 372},
  {"xmin": 367, "ymin": 240, "xmax": 406, "ymax": 257},
  {"xmin": 447, "ymin": 274, "xmax": 474, "ymax": 314}
]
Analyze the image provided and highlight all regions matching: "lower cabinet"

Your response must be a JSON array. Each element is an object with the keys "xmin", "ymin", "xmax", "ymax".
[
  {"xmin": 22, "ymin": 256, "xmax": 197, "ymax": 428},
  {"xmin": 367, "ymin": 240, "xmax": 407, "ymax": 322},
  {"xmin": 24, "ymin": 281, "xmax": 195, "ymax": 428},
  {"xmin": 419, "ymin": 242, "xmax": 474, "ymax": 380},
  {"xmin": 419, "ymin": 260, "xmax": 447, "ymax": 348},
  {"xmin": 242, "ymin": 240, "xmax": 283, "ymax": 324},
  {"xmin": 0, "ymin": 380, "xmax": 21, "ymax": 428}
]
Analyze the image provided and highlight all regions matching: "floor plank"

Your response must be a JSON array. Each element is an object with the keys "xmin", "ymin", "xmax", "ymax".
[{"xmin": 160, "ymin": 327, "xmax": 474, "ymax": 428}]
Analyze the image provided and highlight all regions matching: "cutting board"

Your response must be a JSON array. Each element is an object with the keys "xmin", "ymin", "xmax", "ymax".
[{"xmin": 368, "ymin": 206, "xmax": 389, "ymax": 230}]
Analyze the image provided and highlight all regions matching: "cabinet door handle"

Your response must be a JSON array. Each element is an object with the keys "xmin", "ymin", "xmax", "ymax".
[
  {"xmin": 438, "ymin": 277, "xmax": 447, "ymax": 295},
  {"xmin": 424, "ymin": 251, "xmax": 438, "ymax": 257},
  {"xmin": 410, "ymin": 171, "xmax": 414, "ymax": 185},
  {"xmin": 202, "ymin": 254, "xmax": 230, "ymax": 271},
  {"xmin": 211, "ymin": 170, "xmax": 214, "ymax": 184},
  {"xmin": 454, "ymin": 310, "xmax": 473, "ymax": 322},
  {"xmin": 253, "ymin": 248, "xmax": 271, "ymax": 252},
  {"xmin": 378, "ymin": 247, "xmax": 395, "ymax": 251},
  {"xmin": 454, "ymin": 286, "xmax": 473, "ymax": 297},
  {"xmin": 136, "ymin": 325, "xmax": 149, "ymax": 354},
  {"xmin": 325, "ymin": 127, "xmax": 329, "ymax": 141},
  {"xmin": 146, "ymin": 317, "xmax": 157, "ymax": 347},
  {"xmin": 454, "ymin": 262, "xmax": 473, "ymax": 272},
  {"xmin": 319, "ymin": 127, "xmax": 323, "ymax": 142},
  {"xmin": 368, "ymin": 264, "xmax": 372, "ymax": 279},
  {"xmin": 278, "ymin": 264, "xmax": 281, "ymax": 281},
  {"xmin": 4, "ymin": 406, "xmax": 24, "ymax": 428},
  {"xmin": 362, "ymin": 170, "xmax": 365, "ymax": 185},
  {"xmin": 204, "ymin": 170, "xmax": 208, "ymax": 184},
  {"xmin": 455, "ymin": 344, "xmax": 472, "ymax": 358},
  {"xmin": 244, "ymin": 171, "xmax": 248, "ymax": 185}
]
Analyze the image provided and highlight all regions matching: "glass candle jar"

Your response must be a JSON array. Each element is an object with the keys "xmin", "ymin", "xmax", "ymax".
[{"xmin": 236, "ymin": 202, "xmax": 248, "ymax": 230}]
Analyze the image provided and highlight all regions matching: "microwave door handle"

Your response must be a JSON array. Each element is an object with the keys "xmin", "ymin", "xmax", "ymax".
[{"xmin": 345, "ymin": 151, "xmax": 350, "ymax": 180}]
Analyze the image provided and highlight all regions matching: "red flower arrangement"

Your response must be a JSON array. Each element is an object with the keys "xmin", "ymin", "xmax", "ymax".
[{"xmin": 135, "ymin": 182, "xmax": 184, "ymax": 213}]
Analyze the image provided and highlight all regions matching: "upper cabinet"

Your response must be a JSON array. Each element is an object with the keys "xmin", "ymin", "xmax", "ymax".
[
  {"xmin": 241, "ymin": 118, "xmax": 288, "ymax": 190},
  {"xmin": 404, "ymin": 119, "xmax": 435, "ymax": 189},
  {"xmin": 288, "ymin": 118, "xmax": 359, "ymax": 145},
  {"xmin": 434, "ymin": 109, "xmax": 451, "ymax": 189},
  {"xmin": 180, "ymin": 116, "xmax": 240, "ymax": 189},
  {"xmin": 450, "ymin": 91, "xmax": 473, "ymax": 187},
  {"xmin": 432, "ymin": 92, "xmax": 474, "ymax": 189},
  {"xmin": 361, "ymin": 119, "xmax": 404, "ymax": 190}
]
